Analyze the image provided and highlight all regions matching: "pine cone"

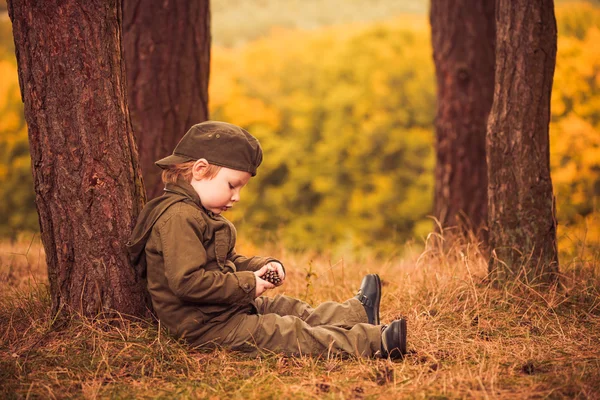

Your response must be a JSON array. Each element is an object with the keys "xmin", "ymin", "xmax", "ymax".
[{"xmin": 260, "ymin": 269, "xmax": 282, "ymax": 285}]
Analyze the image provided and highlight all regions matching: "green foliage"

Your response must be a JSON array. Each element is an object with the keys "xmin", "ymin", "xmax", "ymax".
[
  {"xmin": 211, "ymin": 19, "xmax": 435, "ymax": 254},
  {"xmin": 211, "ymin": 0, "xmax": 428, "ymax": 47},
  {"xmin": 211, "ymin": 0, "xmax": 599, "ymax": 47},
  {"xmin": 556, "ymin": 1, "xmax": 600, "ymax": 39}
]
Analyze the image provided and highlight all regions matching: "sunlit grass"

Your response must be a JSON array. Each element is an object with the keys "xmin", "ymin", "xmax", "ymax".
[{"xmin": 1, "ymin": 232, "xmax": 599, "ymax": 398}]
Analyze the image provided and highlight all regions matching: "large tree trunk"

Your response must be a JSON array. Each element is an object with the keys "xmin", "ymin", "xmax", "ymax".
[
  {"xmin": 123, "ymin": 0, "xmax": 211, "ymax": 200},
  {"xmin": 8, "ymin": 0, "xmax": 148, "ymax": 317},
  {"xmin": 486, "ymin": 0, "xmax": 559, "ymax": 283},
  {"xmin": 430, "ymin": 0, "xmax": 496, "ymax": 241}
]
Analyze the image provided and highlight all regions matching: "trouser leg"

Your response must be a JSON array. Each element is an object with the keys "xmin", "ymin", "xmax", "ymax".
[
  {"xmin": 193, "ymin": 311, "xmax": 382, "ymax": 358},
  {"xmin": 254, "ymin": 294, "xmax": 368, "ymax": 328}
]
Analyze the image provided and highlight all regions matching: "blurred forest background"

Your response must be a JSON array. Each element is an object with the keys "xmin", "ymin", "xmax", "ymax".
[{"xmin": 1, "ymin": 0, "xmax": 600, "ymax": 259}]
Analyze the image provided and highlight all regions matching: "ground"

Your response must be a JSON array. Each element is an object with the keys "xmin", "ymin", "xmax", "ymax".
[{"xmin": 1, "ymin": 234, "xmax": 599, "ymax": 399}]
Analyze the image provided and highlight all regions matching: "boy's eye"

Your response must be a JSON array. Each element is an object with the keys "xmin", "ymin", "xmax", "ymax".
[{"xmin": 229, "ymin": 183, "xmax": 234, "ymax": 189}]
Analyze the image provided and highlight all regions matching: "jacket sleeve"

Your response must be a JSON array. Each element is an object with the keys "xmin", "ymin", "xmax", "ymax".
[
  {"xmin": 157, "ymin": 209, "xmax": 256, "ymax": 305},
  {"xmin": 228, "ymin": 248, "xmax": 283, "ymax": 273}
]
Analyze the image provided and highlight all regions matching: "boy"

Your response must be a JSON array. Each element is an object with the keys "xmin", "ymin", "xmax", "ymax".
[{"xmin": 127, "ymin": 121, "xmax": 407, "ymax": 359}]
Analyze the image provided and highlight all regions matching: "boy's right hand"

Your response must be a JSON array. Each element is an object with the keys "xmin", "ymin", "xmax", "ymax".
[{"xmin": 254, "ymin": 265, "xmax": 276, "ymax": 297}]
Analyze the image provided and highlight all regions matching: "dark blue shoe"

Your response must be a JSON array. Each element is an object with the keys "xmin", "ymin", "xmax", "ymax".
[
  {"xmin": 381, "ymin": 319, "xmax": 407, "ymax": 359},
  {"xmin": 355, "ymin": 274, "xmax": 381, "ymax": 325}
]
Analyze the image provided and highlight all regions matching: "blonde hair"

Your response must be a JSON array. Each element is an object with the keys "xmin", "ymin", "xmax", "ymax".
[{"xmin": 161, "ymin": 161, "xmax": 221, "ymax": 184}]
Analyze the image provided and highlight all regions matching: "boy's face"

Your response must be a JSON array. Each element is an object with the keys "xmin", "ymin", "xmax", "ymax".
[{"xmin": 190, "ymin": 161, "xmax": 252, "ymax": 215}]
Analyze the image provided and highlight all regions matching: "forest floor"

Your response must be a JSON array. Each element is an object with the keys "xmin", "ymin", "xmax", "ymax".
[{"xmin": 1, "ymin": 233, "xmax": 599, "ymax": 399}]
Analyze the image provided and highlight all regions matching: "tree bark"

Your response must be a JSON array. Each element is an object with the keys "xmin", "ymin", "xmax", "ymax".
[
  {"xmin": 8, "ymin": 0, "xmax": 149, "ymax": 317},
  {"xmin": 430, "ymin": 0, "xmax": 496, "ymax": 241},
  {"xmin": 123, "ymin": 0, "xmax": 211, "ymax": 200},
  {"xmin": 486, "ymin": 0, "xmax": 559, "ymax": 282}
]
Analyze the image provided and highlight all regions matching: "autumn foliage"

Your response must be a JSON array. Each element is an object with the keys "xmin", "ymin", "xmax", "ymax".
[{"xmin": 1, "ymin": 4, "xmax": 600, "ymax": 257}]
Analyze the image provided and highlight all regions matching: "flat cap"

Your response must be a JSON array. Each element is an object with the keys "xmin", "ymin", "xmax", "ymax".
[{"xmin": 155, "ymin": 121, "xmax": 263, "ymax": 176}]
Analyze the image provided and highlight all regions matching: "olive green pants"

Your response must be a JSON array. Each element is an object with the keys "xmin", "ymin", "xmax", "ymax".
[{"xmin": 192, "ymin": 295, "xmax": 383, "ymax": 358}]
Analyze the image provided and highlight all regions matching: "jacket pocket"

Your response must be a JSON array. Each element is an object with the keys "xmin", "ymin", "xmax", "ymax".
[{"xmin": 214, "ymin": 229, "xmax": 230, "ymax": 268}]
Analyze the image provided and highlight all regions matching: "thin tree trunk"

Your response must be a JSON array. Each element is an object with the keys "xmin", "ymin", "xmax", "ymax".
[
  {"xmin": 487, "ymin": 0, "xmax": 559, "ymax": 283},
  {"xmin": 430, "ymin": 0, "xmax": 496, "ymax": 241},
  {"xmin": 8, "ymin": 0, "xmax": 148, "ymax": 317},
  {"xmin": 123, "ymin": 0, "xmax": 211, "ymax": 199}
]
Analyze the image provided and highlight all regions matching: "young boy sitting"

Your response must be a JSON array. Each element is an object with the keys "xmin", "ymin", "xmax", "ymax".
[{"xmin": 127, "ymin": 121, "xmax": 407, "ymax": 359}]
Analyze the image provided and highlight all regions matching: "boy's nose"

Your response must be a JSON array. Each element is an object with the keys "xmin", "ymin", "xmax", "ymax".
[{"xmin": 231, "ymin": 192, "xmax": 240, "ymax": 202}]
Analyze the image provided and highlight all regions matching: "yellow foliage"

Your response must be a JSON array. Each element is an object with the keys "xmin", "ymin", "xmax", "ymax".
[
  {"xmin": 550, "ymin": 4, "xmax": 600, "ymax": 255},
  {"xmin": 2, "ymin": 5, "xmax": 600, "ymax": 257},
  {"xmin": 0, "ymin": 20, "xmax": 37, "ymax": 238},
  {"xmin": 210, "ymin": 19, "xmax": 435, "ymax": 254}
]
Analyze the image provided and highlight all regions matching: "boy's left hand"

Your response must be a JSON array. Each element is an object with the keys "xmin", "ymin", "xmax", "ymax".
[{"xmin": 265, "ymin": 262, "xmax": 285, "ymax": 286}]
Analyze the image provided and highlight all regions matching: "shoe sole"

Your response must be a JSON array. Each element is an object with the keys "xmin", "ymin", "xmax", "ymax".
[
  {"xmin": 373, "ymin": 274, "xmax": 381, "ymax": 325},
  {"xmin": 398, "ymin": 318, "xmax": 407, "ymax": 354},
  {"xmin": 390, "ymin": 319, "xmax": 407, "ymax": 358},
  {"xmin": 382, "ymin": 318, "xmax": 407, "ymax": 359}
]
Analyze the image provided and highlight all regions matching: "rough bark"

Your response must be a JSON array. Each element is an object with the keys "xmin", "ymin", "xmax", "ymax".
[
  {"xmin": 123, "ymin": 0, "xmax": 211, "ymax": 199},
  {"xmin": 8, "ymin": 0, "xmax": 149, "ymax": 317},
  {"xmin": 430, "ymin": 0, "xmax": 496, "ymax": 240},
  {"xmin": 486, "ymin": 0, "xmax": 559, "ymax": 282}
]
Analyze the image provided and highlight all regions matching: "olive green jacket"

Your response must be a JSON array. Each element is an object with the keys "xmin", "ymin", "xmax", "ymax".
[{"xmin": 126, "ymin": 180, "xmax": 277, "ymax": 340}]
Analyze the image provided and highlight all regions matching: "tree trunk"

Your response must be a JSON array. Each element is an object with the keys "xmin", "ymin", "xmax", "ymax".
[
  {"xmin": 8, "ymin": 0, "xmax": 149, "ymax": 317},
  {"xmin": 430, "ymin": 0, "xmax": 496, "ymax": 241},
  {"xmin": 486, "ymin": 0, "xmax": 559, "ymax": 283},
  {"xmin": 123, "ymin": 0, "xmax": 211, "ymax": 200}
]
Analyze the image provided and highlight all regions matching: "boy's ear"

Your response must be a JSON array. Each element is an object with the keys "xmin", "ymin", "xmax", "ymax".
[{"xmin": 192, "ymin": 158, "xmax": 209, "ymax": 180}]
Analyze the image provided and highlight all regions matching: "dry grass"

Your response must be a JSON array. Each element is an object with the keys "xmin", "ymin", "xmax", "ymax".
[{"xmin": 1, "ymin": 233, "xmax": 599, "ymax": 399}]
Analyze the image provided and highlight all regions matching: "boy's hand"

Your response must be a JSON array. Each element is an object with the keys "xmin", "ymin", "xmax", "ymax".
[
  {"xmin": 254, "ymin": 265, "xmax": 275, "ymax": 297},
  {"xmin": 265, "ymin": 262, "xmax": 285, "ymax": 286}
]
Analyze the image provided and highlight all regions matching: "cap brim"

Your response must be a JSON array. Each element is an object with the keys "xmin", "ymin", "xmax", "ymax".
[{"xmin": 155, "ymin": 154, "xmax": 196, "ymax": 169}]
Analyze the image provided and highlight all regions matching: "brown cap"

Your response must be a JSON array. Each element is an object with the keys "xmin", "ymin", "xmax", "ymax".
[{"xmin": 155, "ymin": 121, "xmax": 263, "ymax": 176}]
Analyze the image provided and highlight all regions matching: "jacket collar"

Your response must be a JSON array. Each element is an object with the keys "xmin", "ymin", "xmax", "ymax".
[
  {"xmin": 163, "ymin": 179, "xmax": 219, "ymax": 218},
  {"xmin": 164, "ymin": 179, "xmax": 202, "ymax": 208}
]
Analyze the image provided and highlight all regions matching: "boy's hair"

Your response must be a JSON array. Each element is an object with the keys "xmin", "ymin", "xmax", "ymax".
[{"xmin": 161, "ymin": 161, "xmax": 221, "ymax": 184}]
